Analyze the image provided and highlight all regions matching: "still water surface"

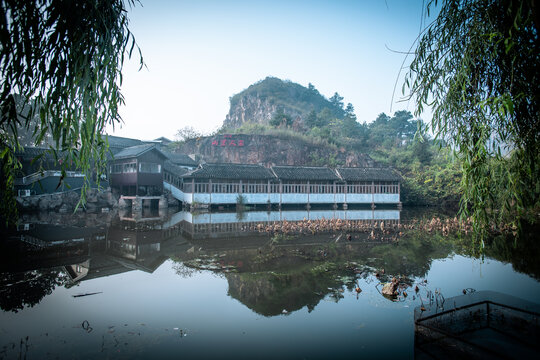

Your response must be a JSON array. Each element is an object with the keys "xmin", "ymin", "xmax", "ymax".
[{"xmin": 1, "ymin": 208, "xmax": 539, "ymax": 359}]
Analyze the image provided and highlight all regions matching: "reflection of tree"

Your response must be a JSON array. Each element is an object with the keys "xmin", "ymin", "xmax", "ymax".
[
  {"xmin": 219, "ymin": 233, "xmax": 458, "ymax": 316},
  {"xmin": 368, "ymin": 232, "xmax": 454, "ymax": 278},
  {"xmin": 226, "ymin": 267, "xmax": 343, "ymax": 317},
  {"xmin": 171, "ymin": 224, "xmax": 540, "ymax": 317},
  {"xmin": 0, "ymin": 269, "xmax": 68, "ymax": 313},
  {"xmin": 485, "ymin": 230, "xmax": 540, "ymax": 281},
  {"xmin": 171, "ymin": 263, "xmax": 201, "ymax": 279}
]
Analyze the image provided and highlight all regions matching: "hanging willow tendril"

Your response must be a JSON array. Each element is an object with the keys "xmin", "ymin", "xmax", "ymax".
[
  {"xmin": 404, "ymin": 0, "xmax": 540, "ymax": 239},
  {"xmin": 0, "ymin": 0, "xmax": 143, "ymax": 225}
]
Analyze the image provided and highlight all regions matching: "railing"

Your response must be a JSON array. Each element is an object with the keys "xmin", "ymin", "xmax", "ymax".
[
  {"xmin": 15, "ymin": 170, "xmax": 85, "ymax": 185},
  {"xmin": 177, "ymin": 182, "xmax": 399, "ymax": 194}
]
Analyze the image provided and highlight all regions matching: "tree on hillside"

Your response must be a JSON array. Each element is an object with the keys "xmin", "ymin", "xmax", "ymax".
[
  {"xmin": 305, "ymin": 110, "xmax": 318, "ymax": 128},
  {"xmin": 344, "ymin": 103, "xmax": 356, "ymax": 120},
  {"xmin": 405, "ymin": 0, "xmax": 539, "ymax": 234},
  {"xmin": 369, "ymin": 111, "xmax": 419, "ymax": 148},
  {"xmin": 0, "ymin": 0, "xmax": 142, "ymax": 224},
  {"xmin": 270, "ymin": 110, "xmax": 293, "ymax": 128},
  {"xmin": 329, "ymin": 92, "xmax": 344, "ymax": 111},
  {"xmin": 388, "ymin": 110, "xmax": 417, "ymax": 142},
  {"xmin": 307, "ymin": 83, "xmax": 319, "ymax": 96},
  {"xmin": 316, "ymin": 108, "xmax": 334, "ymax": 127},
  {"xmin": 176, "ymin": 126, "xmax": 204, "ymax": 141}
]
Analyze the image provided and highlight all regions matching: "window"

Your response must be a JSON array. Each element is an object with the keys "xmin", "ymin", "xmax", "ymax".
[
  {"xmin": 123, "ymin": 162, "xmax": 136, "ymax": 173},
  {"xmin": 139, "ymin": 162, "xmax": 161, "ymax": 173},
  {"xmin": 110, "ymin": 164, "xmax": 124, "ymax": 174}
]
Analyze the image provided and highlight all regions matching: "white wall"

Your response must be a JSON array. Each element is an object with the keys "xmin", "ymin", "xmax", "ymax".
[{"xmin": 164, "ymin": 182, "xmax": 400, "ymax": 206}]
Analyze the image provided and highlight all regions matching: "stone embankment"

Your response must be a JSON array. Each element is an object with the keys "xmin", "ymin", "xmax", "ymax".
[
  {"xmin": 16, "ymin": 188, "xmax": 118, "ymax": 213},
  {"xmin": 16, "ymin": 188, "xmax": 181, "ymax": 213}
]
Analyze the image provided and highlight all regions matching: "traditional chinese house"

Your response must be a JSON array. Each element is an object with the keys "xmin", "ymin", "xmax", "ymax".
[
  {"xmin": 163, "ymin": 163, "xmax": 401, "ymax": 208},
  {"xmin": 109, "ymin": 144, "xmax": 168, "ymax": 196}
]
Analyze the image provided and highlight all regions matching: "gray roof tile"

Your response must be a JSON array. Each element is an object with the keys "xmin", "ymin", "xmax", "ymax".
[
  {"xmin": 106, "ymin": 135, "xmax": 144, "ymax": 149},
  {"xmin": 113, "ymin": 144, "xmax": 167, "ymax": 160},
  {"xmin": 162, "ymin": 152, "xmax": 198, "ymax": 166},
  {"xmin": 163, "ymin": 160, "xmax": 189, "ymax": 176},
  {"xmin": 184, "ymin": 163, "xmax": 275, "ymax": 180},
  {"xmin": 271, "ymin": 166, "xmax": 340, "ymax": 181},
  {"xmin": 336, "ymin": 167, "xmax": 401, "ymax": 182}
]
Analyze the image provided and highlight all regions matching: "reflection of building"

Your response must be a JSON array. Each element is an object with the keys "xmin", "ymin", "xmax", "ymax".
[
  {"xmin": 172, "ymin": 208, "xmax": 401, "ymax": 239},
  {"xmin": 164, "ymin": 163, "xmax": 401, "ymax": 208},
  {"xmin": 1, "ymin": 224, "xmax": 103, "ymax": 274},
  {"xmin": 65, "ymin": 219, "xmax": 190, "ymax": 283}
]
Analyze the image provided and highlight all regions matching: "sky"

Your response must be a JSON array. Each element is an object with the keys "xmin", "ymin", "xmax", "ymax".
[{"xmin": 110, "ymin": 0, "xmax": 432, "ymax": 141}]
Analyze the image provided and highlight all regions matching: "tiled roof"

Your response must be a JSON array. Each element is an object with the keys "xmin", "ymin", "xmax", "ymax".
[
  {"xmin": 162, "ymin": 152, "xmax": 198, "ymax": 166},
  {"xmin": 15, "ymin": 147, "xmax": 71, "ymax": 162},
  {"xmin": 184, "ymin": 163, "xmax": 275, "ymax": 180},
  {"xmin": 113, "ymin": 144, "xmax": 167, "ymax": 160},
  {"xmin": 153, "ymin": 137, "xmax": 172, "ymax": 144},
  {"xmin": 163, "ymin": 160, "xmax": 189, "ymax": 176},
  {"xmin": 271, "ymin": 166, "xmax": 340, "ymax": 181},
  {"xmin": 336, "ymin": 167, "xmax": 401, "ymax": 182},
  {"xmin": 105, "ymin": 135, "xmax": 144, "ymax": 150},
  {"xmin": 15, "ymin": 147, "xmax": 53, "ymax": 160}
]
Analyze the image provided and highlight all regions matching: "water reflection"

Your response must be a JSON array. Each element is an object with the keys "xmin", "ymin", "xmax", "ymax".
[
  {"xmin": 1, "ymin": 208, "xmax": 539, "ymax": 359},
  {"xmin": 175, "ymin": 208, "xmax": 400, "ymax": 239},
  {"xmin": 2, "ymin": 208, "xmax": 403, "ymax": 314}
]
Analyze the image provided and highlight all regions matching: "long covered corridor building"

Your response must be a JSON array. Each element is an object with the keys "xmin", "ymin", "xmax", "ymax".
[{"xmin": 163, "ymin": 163, "xmax": 401, "ymax": 208}]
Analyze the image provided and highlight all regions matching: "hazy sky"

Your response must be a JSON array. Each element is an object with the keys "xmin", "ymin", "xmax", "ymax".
[{"xmin": 111, "ymin": 0, "xmax": 431, "ymax": 141}]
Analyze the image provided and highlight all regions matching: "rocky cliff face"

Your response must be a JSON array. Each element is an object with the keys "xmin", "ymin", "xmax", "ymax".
[
  {"xmin": 175, "ymin": 134, "xmax": 375, "ymax": 167},
  {"xmin": 222, "ymin": 77, "xmax": 339, "ymax": 130},
  {"xmin": 224, "ymin": 95, "xmax": 274, "ymax": 129},
  {"xmin": 223, "ymin": 94, "xmax": 304, "ymax": 129}
]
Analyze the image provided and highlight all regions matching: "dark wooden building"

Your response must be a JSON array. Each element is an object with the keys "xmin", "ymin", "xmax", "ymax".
[{"xmin": 109, "ymin": 144, "xmax": 168, "ymax": 196}]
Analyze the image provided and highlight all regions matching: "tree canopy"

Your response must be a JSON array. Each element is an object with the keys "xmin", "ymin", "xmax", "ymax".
[
  {"xmin": 0, "ymin": 0, "xmax": 141, "ymax": 223},
  {"xmin": 405, "ymin": 0, "xmax": 539, "ymax": 234}
]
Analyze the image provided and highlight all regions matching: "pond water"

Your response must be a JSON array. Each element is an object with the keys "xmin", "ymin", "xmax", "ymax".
[{"xmin": 1, "ymin": 208, "xmax": 539, "ymax": 359}]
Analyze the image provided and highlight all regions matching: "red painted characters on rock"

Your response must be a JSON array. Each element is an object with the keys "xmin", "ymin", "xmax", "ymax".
[{"xmin": 211, "ymin": 136, "xmax": 244, "ymax": 147}]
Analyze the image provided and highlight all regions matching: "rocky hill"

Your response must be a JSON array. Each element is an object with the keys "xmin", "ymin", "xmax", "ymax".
[
  {"xmin": 175, "ymin": 133, "xmax": 375, "ymax": 167},
  {"xmin": 223, "ymin": 77, "xmax": 344, "ymax": 130}
]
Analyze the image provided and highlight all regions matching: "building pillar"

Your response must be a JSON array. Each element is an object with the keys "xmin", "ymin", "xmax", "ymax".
[
  {"xmin": 159, "ymin": 195, "xmax": 167, "ymax": 209},
  {"xmin": 371, "ymin": 180, "xmax": 375, "ymax": 209},
  {"xmin": 118, "ymin": 196, "xmax": 129, "ymax": 209},
  {"xmin": 209, "ymin": 179, "xmax": 212, "ymax": 205},
  {"xmin": 268, "ymin": 179, "xmax": 271, "ymax": 204},
  {"xmin": 307, "ymin": 180, "xmax": 310, "ymax": 207},
  {"xmin": 132, "ymin": 197, "xmax": 142, "ymax": 211},
  {"xmin": 279, "ymin": 181, "xmax": 282, "ymax": 207},
  {"xmin": 344, "ymin": 181, "xmax": 348, "ymax": 208}
]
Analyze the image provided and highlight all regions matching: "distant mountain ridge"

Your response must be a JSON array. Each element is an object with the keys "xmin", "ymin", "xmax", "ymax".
[{"xmin": 223, "ymin": 77, "xmax": 344, "ymax": 130}]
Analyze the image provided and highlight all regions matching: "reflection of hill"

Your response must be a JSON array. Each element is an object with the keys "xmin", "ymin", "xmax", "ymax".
[
  {"xmin": 218, "ymin": 233, "xmax": 456, "ymax": 316},
  {"xmin": 226, "ymin": 268, "xmax": 341, "ymax": 316}
]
